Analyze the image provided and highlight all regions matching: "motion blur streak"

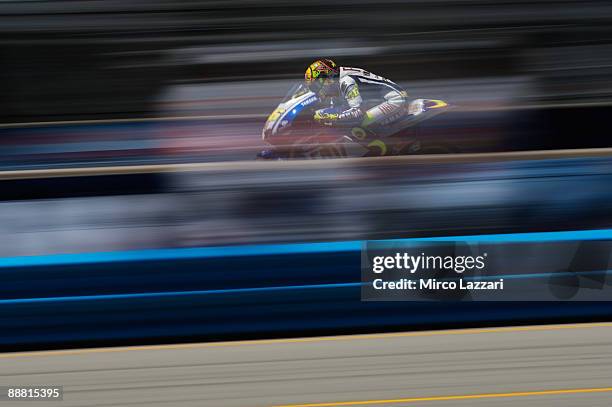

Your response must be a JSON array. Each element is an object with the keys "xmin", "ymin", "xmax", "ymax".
[
  {"xmin": 6, "ymin": 227, "xmax": 612, "ymax": 268},
  {"xmin": 274, "ymin": 388, "xmax": 612, "ymax": 407},
  {"xmin": 2, "ymin": 146, "xmax": 612, "ymax": 180},
  {"xmin": 2, "ymin": 323, "xmax": 610, "ymax": 359},
  {"xmin": 4, "ymin": 153, "xmax": 612, "ymax": 256},
  {"xmin": 3, "ymin": 1, "xmax": 612, "ymax": 405},
  {"xmin": 2, "ymin": 0, "xmax": 612, "ymax": 167},
  {"xmin": 3, "ymin": 323, "xmax": 612, "ymax": 406}
]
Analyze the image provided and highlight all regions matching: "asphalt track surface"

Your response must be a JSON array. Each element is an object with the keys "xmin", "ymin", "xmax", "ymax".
[{"xmin": 2, "ymin": 323, "xmax": 612, "ymax": 406}]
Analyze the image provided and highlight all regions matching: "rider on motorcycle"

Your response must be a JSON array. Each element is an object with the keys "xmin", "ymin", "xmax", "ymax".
[{"xmin": 305, "ymin": 59, "xmax": 415, "ymax": 155}]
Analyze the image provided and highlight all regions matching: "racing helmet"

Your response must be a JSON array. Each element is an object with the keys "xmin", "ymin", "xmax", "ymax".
[{"xmin": 305, "ymin": 59, "xmax": 339, "ymax": 97}]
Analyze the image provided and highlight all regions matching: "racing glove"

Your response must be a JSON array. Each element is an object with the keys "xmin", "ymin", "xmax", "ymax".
[
  {"xmin": 314, "ymin": 108, "xmax": 339, "ymax": 126},
  {"xmin": 315, "ymin": 107, "xmax": 363, "ymax": 126}
]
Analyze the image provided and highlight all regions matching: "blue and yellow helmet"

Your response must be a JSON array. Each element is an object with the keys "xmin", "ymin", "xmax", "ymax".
[{"xmin": 305, "ymin": 59, "xmax": 339, "ymax": 95}]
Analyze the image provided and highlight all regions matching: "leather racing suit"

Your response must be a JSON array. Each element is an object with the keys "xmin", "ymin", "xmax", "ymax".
[{"xmin": 314, "ymin": 67, "xmax": 408, "ymax": 143}]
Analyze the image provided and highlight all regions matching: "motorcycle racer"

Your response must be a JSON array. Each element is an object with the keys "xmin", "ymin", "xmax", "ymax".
[{"xmin": 304, "ymin": 59, "xmax": 411, "ymax": 153}]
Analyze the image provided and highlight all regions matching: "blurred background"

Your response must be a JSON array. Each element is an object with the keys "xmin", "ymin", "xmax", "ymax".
[
  {"xmin": 4, "ymin": 2, "xmax": 612, "ymax": 405},
  {"xmin": 3, "ymin": 0, "xmax": 612, "ymax": 389},
  {"xmin": 2, "ymin": 0, "xmax": 612, "ymax": 168}
]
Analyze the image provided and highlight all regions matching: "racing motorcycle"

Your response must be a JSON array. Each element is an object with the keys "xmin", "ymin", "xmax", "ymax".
[{"xmin": 258, "ymin": 83, "xmax": 453, "ymax": 160}]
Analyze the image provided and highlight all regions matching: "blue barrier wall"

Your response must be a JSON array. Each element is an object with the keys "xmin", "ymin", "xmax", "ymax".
[{"xmin": 3, "ymin": 230, "xmax": 612, "ymax": 350}]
